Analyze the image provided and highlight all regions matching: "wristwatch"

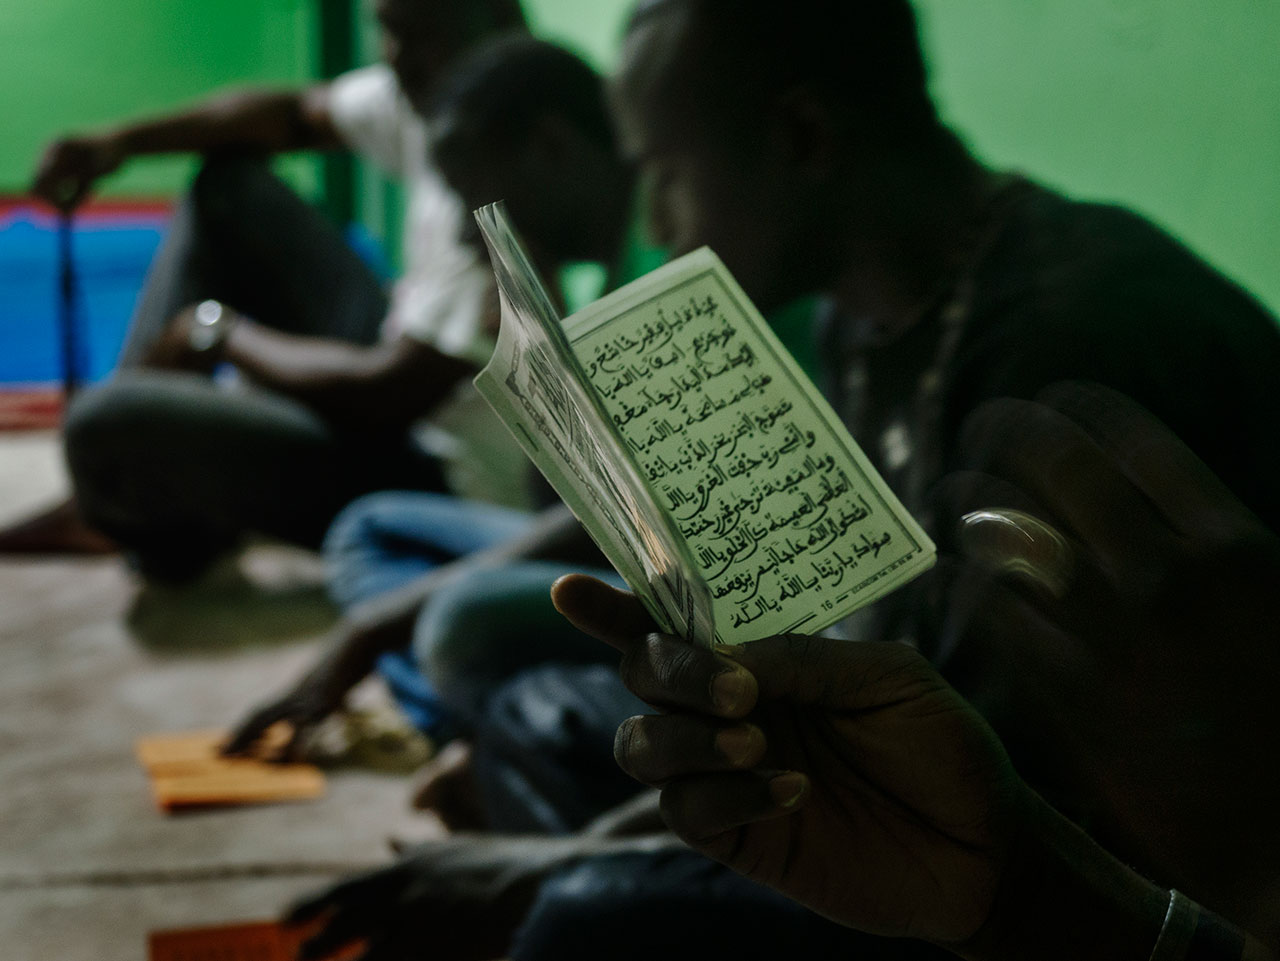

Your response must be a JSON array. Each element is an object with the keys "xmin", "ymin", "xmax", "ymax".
[{"xmin": 189, "ymin": 299, "xmax": 236, "ymax": 354}]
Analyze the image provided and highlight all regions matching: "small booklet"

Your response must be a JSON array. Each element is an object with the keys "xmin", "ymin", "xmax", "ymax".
[
  {"xmin": 136, "ymin": 730, "xmax": 325, "ymax": 812},
  {"xmin": 474, "ymin": 203, "xmax": 935, "ymax": 646}
]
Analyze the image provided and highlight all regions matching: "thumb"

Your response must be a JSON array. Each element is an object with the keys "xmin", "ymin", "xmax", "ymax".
[{"xmin": 551, "ymin": 573, "xmax": 657, "ymax": 651}]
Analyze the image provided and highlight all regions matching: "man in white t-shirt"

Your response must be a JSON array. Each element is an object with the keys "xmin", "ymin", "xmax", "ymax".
[{"xmin": 3, "ymin": 0, "xmax": 531, "ymax": 578}]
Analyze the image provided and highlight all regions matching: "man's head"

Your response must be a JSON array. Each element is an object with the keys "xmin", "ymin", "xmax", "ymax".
[
  {"xmin": 431, "ymin": 35, "xmax": 630, "ymax": 265},
  {"xmin": 611, "ymin": 0, "xmax": 946, "ymax": 311},
  {"xmin": 373, "ymin": 0, "xmax": 526, "ymax": 109}
]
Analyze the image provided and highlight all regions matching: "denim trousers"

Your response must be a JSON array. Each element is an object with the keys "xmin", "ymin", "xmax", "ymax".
[{"xmin": 324, "ymin": 490, "xmax": 622, "ymax": 734}]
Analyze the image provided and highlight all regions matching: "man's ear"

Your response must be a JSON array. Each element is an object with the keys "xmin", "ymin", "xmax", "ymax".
[{"xmin": 770, "ymin": 86, "xmax": 839, "ymax": 180}]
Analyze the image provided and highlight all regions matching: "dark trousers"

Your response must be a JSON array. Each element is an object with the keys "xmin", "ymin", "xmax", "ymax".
[{"xmin": 65, "ymin": 155, "xmax": 443, "ymax": 578}]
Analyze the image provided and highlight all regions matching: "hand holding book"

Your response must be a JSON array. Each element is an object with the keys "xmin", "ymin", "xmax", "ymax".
[{"xmin": 474, "ymin": 202, "xmax": 933, "ymax": 645}]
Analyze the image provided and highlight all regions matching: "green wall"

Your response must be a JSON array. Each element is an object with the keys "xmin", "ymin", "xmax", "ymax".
[
  {"xmin": 4, "ymin": 0, "xmax": 1276, "ymax": 311},
  {"xmin": 523, "ymin": 0, "xmax": 631, "ymax": 69},
  {"xmin": 915, "ymin": 0, "xmax": 1280, "ymax": 314},
  {"xmin": 1, "ymin": 0, "xmax": 319, "ymax": 197},
  {"xmin": 522, "ymin": 0, "xmax": 1280, "ymax": 313}
]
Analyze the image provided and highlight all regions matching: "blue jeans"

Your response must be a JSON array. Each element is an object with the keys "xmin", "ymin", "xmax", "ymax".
[
  {"xmin": 324, "ymin": 491, "xmax": 621, "ymax": 735},
  {"xmin": 324, "ymin": 490, "xmax": 535, "ymax": 610},
  {"xmin": 324, "ymin": 491, "xmax": 535, "ymax": 733}
]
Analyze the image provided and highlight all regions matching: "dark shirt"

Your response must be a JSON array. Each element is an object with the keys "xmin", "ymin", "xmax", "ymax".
[{"xmin": 824, "ymin": 178, "xmax": 1280, "ymax": 650}]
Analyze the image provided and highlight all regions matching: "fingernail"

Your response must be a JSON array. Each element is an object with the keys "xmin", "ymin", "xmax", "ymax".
[
  {"xmin": 714, "ymin": 726, "xmax": 760, "ymax": 766},
  {"xmin": 769, "ymin": 772, "xmax": 808, "ymax": 809},
  {"xmin": 711, "ymin": 666, "xmax": 754, "ymax": 715}
]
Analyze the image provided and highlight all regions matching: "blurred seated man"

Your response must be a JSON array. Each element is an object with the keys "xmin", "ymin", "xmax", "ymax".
[
  {"xmin": 0, "ymin": 0, "xmax": 530, "ymax": 580},
  {"xmin": 225, "ymin": 35, "xmax": 819, "ymax": 761},
  {"xmin": 224, "ymin": 35, "xmax": 655, "ymax": 754}
]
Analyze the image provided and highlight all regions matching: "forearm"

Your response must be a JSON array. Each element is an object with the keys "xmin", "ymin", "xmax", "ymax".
[
  {"xmin": 106, "ymin": 87, "xmax": 338, "ymax": 158},
  {"xmin": 303, "ymin": 609, "xmax": 418, "ymax": 702},
  {"xmin": 223, "ymin": 320, "xmax": 472, "ymax": 428}
]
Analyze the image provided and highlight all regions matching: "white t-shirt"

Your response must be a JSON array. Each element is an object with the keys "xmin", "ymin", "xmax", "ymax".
[{"xmin": 327, "ymin": 65, "xmax": 531, "ymax": 509}]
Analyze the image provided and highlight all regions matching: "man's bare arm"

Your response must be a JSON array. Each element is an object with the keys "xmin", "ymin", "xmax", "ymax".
[
  {"xmin": 225, "ymin": 504, "xmax": 597, "ymax": 757},
  {"xmin": 220, "ymin": 323, "xmax": 475, "ymax": 431},
  {"xmin": 32, "ymin": 85, "xmax": 339, "ymax": 208}
]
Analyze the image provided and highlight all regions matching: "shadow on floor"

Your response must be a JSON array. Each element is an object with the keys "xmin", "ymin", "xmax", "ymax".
[{"xmin": 126, "ymin": 545, "xmax": 339, "ymax": 654}]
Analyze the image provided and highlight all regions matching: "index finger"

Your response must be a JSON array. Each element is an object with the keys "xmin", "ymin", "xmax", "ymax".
[
  {"xmin": 617, "ymin": 633, "xmax": 758, "ymax": 719},
  {"xmin": 551, "ymin": 573, "xmax": 658, "ymax": 651},
  {"xmin": 959, "ymin": 396, "xmax": 1171, "ymax": 576},
  {"xmin": 1039, "ymin": 381, "xmax": 1257, "ymax": 537}
]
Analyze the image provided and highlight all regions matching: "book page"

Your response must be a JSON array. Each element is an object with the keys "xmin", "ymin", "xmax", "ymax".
[
  {"xmin": 473, "ymin": 204, "xmax": 712, "ymax": 643},
  {"xmin": 563, "ymin": 249, "xmax": 935, "ymax": 642}
]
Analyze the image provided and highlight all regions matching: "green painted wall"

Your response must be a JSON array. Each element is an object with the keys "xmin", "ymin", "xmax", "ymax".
[
  {"xmin": 523, "ymin": 0, "xmax": 632, "ymax": 69},
  {"xmin": 4, "ymin": 0, "xmax": 1276, "ymax": 311},
  {"xmin": 914, "ymin": 0, "xmax": 1280, "ymax": 314},
  {"xmin": 521, "ymin": 0, "xmax": 1280, "ymax": 314},
  {"xmin": 1, "ymin": 0, "xmax": 319, "ymax": 197}
]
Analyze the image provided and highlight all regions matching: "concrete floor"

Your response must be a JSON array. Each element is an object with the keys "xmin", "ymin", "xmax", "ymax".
[{"xmin": 0, "ymin": 431, "xmax": 437, "ymax": 961}]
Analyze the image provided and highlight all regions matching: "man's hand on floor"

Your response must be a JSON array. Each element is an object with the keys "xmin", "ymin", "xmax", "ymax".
[{"xmin": 223, "ymin": 673, "xmax": 347, "ymax": 762}]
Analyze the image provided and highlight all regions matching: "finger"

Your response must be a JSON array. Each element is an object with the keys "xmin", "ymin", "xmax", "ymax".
[
  {"xmin": 551, "ymin": 573, "xmax": 659, "ymax": 651},
  {"xmin": 1038, "ymin": 381, "xmax": 1255, "ymax": 535},
  {"xmin": 659, "ymin": 771, "xmax": 809, "ymax": 847},
  {"xmin": 954, "ymin": 508, "xmax": 1076, "ymax": 603},
  {"xmin": 958, "ymin": 397, "xmax": 1170, "ymax": 575},
  {"xmin": 273, "ymin": 723, "xmax": 309, "ymax": 764},
  {"xmin": 222, "ymin": 706, "xmax": 284, "ymax": 756},
  {"xmin": 928, "ymin": 470, "xmax": 1047, "ymax": 553},
  {"xmin": 618, "ymin": 633, "xmax": 758, "ymax": 718},
  {"xmin": 938, "ymin": 560, "xmax": 1087, "ymax": 725},
  {"xmin": 60, "ymin": 181, "xmax": 89, "ymax": 212},
  {"xmin": 615, "ymin": 714, "xmax": 766, "ymax": 785}
]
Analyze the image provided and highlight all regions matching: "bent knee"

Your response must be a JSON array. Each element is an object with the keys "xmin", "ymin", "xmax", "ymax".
[{"xmin": 64, "ymin": 378, "xmax": 161, "ymax": 469}]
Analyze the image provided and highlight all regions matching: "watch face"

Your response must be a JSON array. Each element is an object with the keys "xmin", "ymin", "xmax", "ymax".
[
  {"xmin": 190, "ymin": 300, "xmax": 226, "ymax": 351},
  {"xmin": 195, "ymin": 299, "xmax": 223, "ymax": 326}
]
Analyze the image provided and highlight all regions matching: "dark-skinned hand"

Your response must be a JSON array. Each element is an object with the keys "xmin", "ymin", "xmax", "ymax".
[
  {"xmin": 139, "ymin": 303, "xmax": 232, "ymax": 372},
  {"xmin": 935, "ymin": 381, "xmax": 1280, "ymax": 937},
  {"xmin": 552, "ymin": 574, "xmax": 1028, "ymax": 949},
  {"xmin": 31, "ymin": 134, "xmax": 125, "ymax": 210},
  {"xmin": 222, "ymin": 672, "xmax": 346, "ymax": 761}
]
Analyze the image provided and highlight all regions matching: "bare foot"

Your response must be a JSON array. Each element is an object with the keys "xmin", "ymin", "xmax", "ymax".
[
  {"xmin": 0, "ymin": 499, "xmax": 117, "ymax": 554},
  {"xmin": 411, "ymin": 739, "xmax": 488, "ymax": 831}
]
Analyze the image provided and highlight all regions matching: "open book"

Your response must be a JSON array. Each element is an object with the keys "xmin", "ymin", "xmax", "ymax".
[{"xmin": 474, "ymin": 203, "xmax": 935, "ymax": 646}]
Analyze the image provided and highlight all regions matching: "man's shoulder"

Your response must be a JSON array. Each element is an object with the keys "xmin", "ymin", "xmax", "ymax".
[
  {"xmin": 327, "ymin": 64, "xmax": 420, "ymax": 170},
  {"xmin": 976, "ymin": 178, "xmax": 1277, "ymax": 339}
]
